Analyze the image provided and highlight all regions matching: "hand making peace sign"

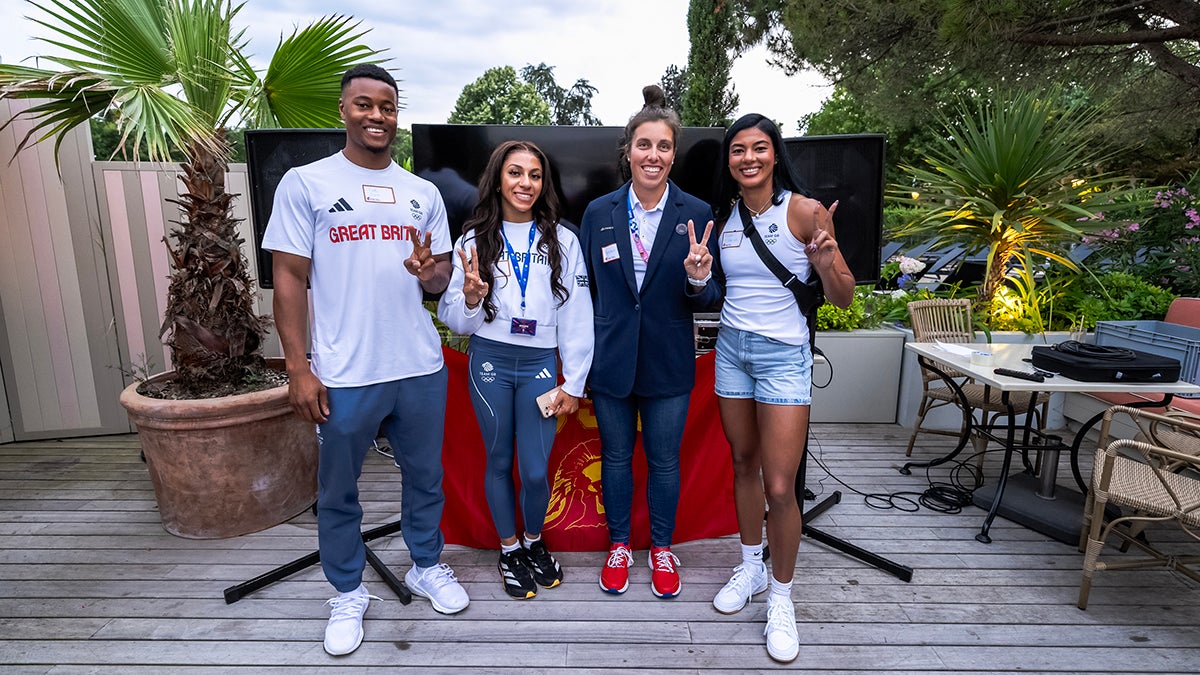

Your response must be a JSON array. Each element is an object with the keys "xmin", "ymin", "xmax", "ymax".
[
  {"xmin": 457, "ymin": 245, "xmax": 489, "ymax": 309},
  {"xmin": 683, "ymin": 219, "xmax": 714, "ymax": 281},
  {"xmin": 405, "ymin": 228, "xmax": 437, "ymax": 280},
  {"xmin": 805, "ymin": 199, "xmax": 840, "ymax": 271}
]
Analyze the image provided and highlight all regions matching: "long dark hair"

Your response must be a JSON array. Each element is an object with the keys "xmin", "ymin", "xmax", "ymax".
[
  {"xmin": 462, "ymin": 140, "xmax": 567, "ymax": 322},
  {"xmin": 713, "ymin": 113, "xmax": 809, "ymax": 225},
  {"xmin": 617, "ymin": 85, "xmax": 682, "ymax": 181}
]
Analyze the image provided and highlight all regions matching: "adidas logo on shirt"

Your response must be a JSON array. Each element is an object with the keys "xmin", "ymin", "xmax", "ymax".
[
  {"xmin": 328, "ymin": 197, "xmax": 354, "ymax": 213},
  {"xmin": 535, "ymin": 368, "xmax": 553, "ymax": 380}
]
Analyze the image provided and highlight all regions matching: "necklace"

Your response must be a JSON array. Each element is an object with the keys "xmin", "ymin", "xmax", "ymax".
[{"xmin": 746, "ymin": 195, "xmax": 773, "ymax": 217}]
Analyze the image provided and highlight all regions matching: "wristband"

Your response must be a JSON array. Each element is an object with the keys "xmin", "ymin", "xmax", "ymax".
[{"xmin": 687, "ymin": 270, "xmax": 712, "ymax": 287}]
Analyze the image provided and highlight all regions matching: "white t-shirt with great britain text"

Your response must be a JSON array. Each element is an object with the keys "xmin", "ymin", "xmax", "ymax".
[{"xmin": 262, "ymin": 151, "xmax": 452, "ymax": 387}]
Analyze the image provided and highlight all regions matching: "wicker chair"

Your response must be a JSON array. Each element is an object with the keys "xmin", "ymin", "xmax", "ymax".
[
  {"xmin": 1077, "ymin": 406, "xmax": 1200, "ymax": 609},
  {"xmin": 904, "ymin": 299, "xmax": 1048, "ymax": 457}
]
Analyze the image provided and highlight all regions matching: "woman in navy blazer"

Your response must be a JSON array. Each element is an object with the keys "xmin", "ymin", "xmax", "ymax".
[{"xmin": 579, "ymin": 85, "xmax": 721, "ymax": 599}]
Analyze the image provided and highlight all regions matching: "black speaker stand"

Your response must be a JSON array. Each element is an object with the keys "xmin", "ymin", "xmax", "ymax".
[
  {"xmin": 767, "ymin": 435, "xmax": 914, "ymax": 582},
  {"xmin": 223, "ymin": 517, "xmax": 413, "ymax": 604}
]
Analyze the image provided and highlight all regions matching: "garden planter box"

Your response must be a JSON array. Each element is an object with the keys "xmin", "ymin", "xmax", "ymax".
[{"xmin": 811, "ymin": 328, "xmax": 906, "ymax": 423}]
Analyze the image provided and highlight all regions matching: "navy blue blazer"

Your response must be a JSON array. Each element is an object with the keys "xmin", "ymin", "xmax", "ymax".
[{"xmin": 580, "ymin": 180, "xmax": 723, "ymax": 398}]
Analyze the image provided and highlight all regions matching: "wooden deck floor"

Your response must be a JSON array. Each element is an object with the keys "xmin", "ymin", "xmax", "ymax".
[{"xmin": 2, "ymin": 424, "xmax": 1199, "ymax": 673}]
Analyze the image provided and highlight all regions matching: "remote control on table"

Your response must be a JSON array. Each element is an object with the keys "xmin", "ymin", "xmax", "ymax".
[{"xmin": 993, "ymin": 367, "xmax": 1045, "ymax": 382}]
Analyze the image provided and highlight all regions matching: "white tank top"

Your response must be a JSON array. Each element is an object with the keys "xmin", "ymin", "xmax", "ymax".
[{"xmin": 719, "ymin": 191, "xmax": 812, "ymax": 345}]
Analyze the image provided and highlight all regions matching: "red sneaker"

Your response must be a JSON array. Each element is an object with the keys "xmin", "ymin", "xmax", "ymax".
[
  {"xmin": 599, "ymin": 542, "xmax": 632, "ymax": 594},
  {"xmin": 649, "ymin": 546, "xmax": 681, "ymax": 598}
]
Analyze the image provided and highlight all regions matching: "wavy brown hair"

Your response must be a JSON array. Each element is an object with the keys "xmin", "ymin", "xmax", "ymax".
[{"xmin": 463, "ymin": 140, "xmax": 567, "ymax": 322}]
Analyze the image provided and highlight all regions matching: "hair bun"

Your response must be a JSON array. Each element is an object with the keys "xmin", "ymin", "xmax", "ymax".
[{"xmin": 642, "ymin": 84, "xmax": 667, "ymax": 109}]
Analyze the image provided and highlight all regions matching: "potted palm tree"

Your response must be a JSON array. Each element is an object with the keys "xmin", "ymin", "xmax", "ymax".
[{"xmin": 0, "ymin": 0, "xmax": 382, "ymax": 538}]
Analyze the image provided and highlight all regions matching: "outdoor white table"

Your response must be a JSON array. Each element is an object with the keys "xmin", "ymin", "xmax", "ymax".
[{"xmin": 903, "ymin": 341, "xmax": 1200, "ymax": 544}]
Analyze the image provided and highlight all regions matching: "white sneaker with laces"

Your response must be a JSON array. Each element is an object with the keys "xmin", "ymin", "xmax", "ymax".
[
  {"xmin": 323, "ymin": 583, "xmax": 380, "ymax": 655},
  {"xmin": 764, "ymin": 594, "xmax": 800, "ymax": 663},
  {"xmin": 712, "ymin": 561, "xmax": 768, "ymax": 614},
  {"xmin": 405, "ymin": 563, "xmax": 470, "ymax": 614}
]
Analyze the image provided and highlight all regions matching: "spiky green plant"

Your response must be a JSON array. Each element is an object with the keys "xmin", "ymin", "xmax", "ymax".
[
  {"xmin": 891, "ymin": 90, "xmax": 1142, "ymax": 310},
  {"xmin": 0, "ymin": 0, "xmax": 384, "ymax": 396}
]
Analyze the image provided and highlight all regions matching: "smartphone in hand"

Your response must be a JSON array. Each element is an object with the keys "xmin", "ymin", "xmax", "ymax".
[{"xmin": 536, "ymin": 387, "xmax": 560, "ymax": 418}]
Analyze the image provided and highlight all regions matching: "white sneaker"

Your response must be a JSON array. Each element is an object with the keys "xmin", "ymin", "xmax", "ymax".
[
  {"xmin": 405, "ymin": 563, "xmax": 470, "ymax": 614},
  {"xmin": 323, "ymin": 584, "xmax": 380, "ymax": 655},
  {"xmin": 712, "ymin": 562, "xmax": 768, "ymax": 614},
  {"xmin": 764, "ymin": 595, "xmax": 800, "ymax": 663}
]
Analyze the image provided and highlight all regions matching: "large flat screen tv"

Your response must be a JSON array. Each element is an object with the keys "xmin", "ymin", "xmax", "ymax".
[{"xmin": 411, "ymin": 124, "xmax": 725, "ymax": 242}]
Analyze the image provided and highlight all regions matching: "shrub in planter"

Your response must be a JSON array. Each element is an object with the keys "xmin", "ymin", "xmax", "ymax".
[{"xmin": 1053, "ymin": 271, "xmax": 1176, "ymax": 329}]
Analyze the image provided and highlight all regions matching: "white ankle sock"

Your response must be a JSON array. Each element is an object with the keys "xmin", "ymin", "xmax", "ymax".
[
  {"xmin": 501, "ymin": 541, "xmax": 522, "ymax": 554},
  {"xmin": 741, "ymin": 543, "xmax": 764, "ymax": 569},
  {"xmin": 769, "ymin": 576, "xmax": 793, "ymax": 601},
  {"xmin": 523, "ymin": 534, "xmax": 541, "ymax": 548}
]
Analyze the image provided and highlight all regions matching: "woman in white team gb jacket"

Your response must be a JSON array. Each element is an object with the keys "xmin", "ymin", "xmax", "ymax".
[{"xmin": 439, "ymin": 140, "xmax": 595, "ymax": 600}]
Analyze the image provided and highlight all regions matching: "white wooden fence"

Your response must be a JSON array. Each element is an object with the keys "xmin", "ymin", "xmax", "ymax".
[{"xmin": 0, "ymin": 98, "xmax": 278, "ymax": 442}]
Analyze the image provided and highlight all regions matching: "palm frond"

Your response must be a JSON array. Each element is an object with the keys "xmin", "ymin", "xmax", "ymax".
[
  {"xmin": 0, "ymin": 68, "xmax": 116, "ymax": 157},
  {"xmin": 249, "ymin": 15, "xmax": 386, "ymax": 128},
  {"xmin": 31, "ymin": 0, "xmax": 174, "ymax": 83},
  {"xmin": 112, "ymin": 84, "xmax": 218, "ymax": 160},
  {"xmin": 165, "ymin": 0, "xmax": 237, "ymax": 125}
]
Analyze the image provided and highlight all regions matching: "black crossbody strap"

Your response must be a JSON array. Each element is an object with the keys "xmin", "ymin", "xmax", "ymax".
[
  {"xmin": 737, "ymin": 199, "xmax": 824, "ymax": 352},
  {"xmin": 737, "ymin": 199, "xmax": 821, "ymax": 315}
]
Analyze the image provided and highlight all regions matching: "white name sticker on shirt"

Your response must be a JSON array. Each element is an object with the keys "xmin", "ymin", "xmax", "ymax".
[
  {"xmin": 362, "ymin": 185, "xmax": 396, "ymax": 204},
  {"xmin": 721, "ymin": 229, "xmax": 744, "ymax": 249},
  {"xmin": 602, "ymin": 243, "xmax": 620, "ymax": 263}
]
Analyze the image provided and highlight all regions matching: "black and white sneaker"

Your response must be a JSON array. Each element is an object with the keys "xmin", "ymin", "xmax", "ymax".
[
  {"xmin": 525, "ymin": 539, "xmax": 564, "ymax": 588},
  {"xmin": 498, "ymin": 549, "xmax": 537, "ymax": 599}
]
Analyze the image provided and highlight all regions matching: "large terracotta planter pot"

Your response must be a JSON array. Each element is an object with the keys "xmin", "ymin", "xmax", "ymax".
[{"xmin": 119, "ymin": 359, "xmax": 317, "ymax": 539}]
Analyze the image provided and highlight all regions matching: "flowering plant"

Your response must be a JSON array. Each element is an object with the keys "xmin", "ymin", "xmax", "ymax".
[
  {"xmin": 1082, "ymin": 174, "xmax": 1200, "ymax": 296},
  {"xmin": 879, "ymin": 255, "xmax": 927, "ymax": 290}
]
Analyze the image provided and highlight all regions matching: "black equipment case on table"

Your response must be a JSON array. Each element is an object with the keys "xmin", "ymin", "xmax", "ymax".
[{"xmin": 1031, "ymin": 341, "xmax": 1182, "ymax": 383}]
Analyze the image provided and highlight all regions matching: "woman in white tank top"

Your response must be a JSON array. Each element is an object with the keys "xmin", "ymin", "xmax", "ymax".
[{"xmin": 707, "ymin": 114, "xmax": 855, "ymax": 663}]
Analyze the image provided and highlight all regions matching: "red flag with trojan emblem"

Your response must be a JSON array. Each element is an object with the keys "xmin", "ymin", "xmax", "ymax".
[{"xmin": 439, "ymin": 348, "xmax": 737, "ymax": 551}]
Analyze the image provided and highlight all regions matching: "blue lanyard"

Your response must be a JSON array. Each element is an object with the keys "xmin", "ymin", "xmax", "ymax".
[
  {"xmin": 626, "ymin": 191, "xmax": 651, "ymax": 263},
  {"xmin": 502, "ymin": 222, "xmax": 537, "ymax": 313}
]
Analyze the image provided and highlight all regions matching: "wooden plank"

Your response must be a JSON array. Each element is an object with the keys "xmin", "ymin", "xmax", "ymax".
[
  {"xmin": 0, "ymin": 99, "xmax": 49, "ymax": 434},
  {"xmin": 0, "ymin": 641, "xmax": 570, "ymax": 668},
  {"xmin": 24, "ymin": 132, "xmax": 81, "ymax": 430},
  {"xmin": 58, "ymin": 115, "xmax": 114, "ymax": 432},
  {"xmin": 101, "ymin": 169, "xmax": 154, "ymax": 376}
]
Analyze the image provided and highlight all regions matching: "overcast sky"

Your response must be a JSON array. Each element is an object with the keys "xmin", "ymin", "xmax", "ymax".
[{"xmin": 0, "ymin": 0, "xmax": 830, "ymax": 135}]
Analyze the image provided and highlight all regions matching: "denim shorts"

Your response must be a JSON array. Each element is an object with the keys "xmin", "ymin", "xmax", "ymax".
[{"xmin": 714, "ymin": 325, "xmax": 813, "ymax": 405}]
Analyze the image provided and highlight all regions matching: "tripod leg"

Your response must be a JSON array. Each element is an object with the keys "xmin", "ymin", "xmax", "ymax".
[
  {"xmin": 365, "ymin": 546, "xmax": 412, "ymax": 604},
  {"xmin": 223, "ymin": 518, "xmax": 408, "ymax": 604},
  {"xmin": 224, "ymin": 550, "xmax": 321, "ymax": 604},
  {"xmin": 794, "ymin": 428, "xmax": 914, "ymax": 582}
]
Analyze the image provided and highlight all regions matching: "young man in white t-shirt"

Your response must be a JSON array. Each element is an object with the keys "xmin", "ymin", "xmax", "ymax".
[{"xmin": 262, "ymin": 64, "xmax": 468, "ymax": 657}]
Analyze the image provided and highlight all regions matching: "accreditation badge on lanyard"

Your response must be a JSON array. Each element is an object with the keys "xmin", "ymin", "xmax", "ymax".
[
  {"xmin": 505, "ymin": 222, "xmax": 538, "ymax": 336},
  {"xmin": 627, "ymin": 192, "xmax": 651, "ymax": 263}
]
